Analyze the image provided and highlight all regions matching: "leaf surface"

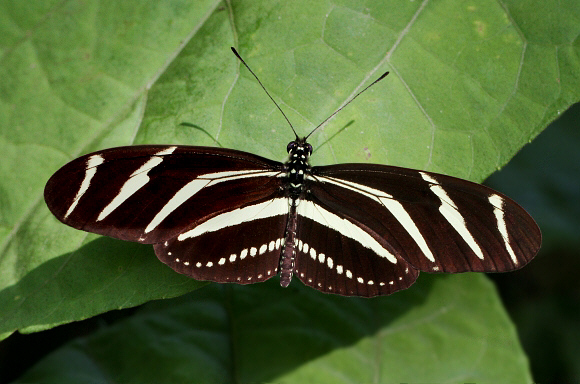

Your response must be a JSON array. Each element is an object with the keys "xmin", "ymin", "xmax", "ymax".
[
  {"xmin": 15, "ymin": 275, "xmax": 532, "ymax": 383},
  {"xmin": 0, "ymin": 5, "xmax": 578, "ymax": 380}
]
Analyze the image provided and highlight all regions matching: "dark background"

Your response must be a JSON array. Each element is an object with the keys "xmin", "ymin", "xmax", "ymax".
[{"xmin": 488, "ymin": 101, "xmax": 580, "ymax": 383}]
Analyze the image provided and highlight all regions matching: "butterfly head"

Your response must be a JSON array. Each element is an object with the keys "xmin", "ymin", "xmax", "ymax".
[{"xmin": 287, "ymin": 138, "xmax": 312, "ymax": 161}]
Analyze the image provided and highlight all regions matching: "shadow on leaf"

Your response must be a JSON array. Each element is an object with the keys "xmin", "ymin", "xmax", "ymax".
[{"xmin": 0, "ymin": 237, "xmax": 204, "ymax": 336}]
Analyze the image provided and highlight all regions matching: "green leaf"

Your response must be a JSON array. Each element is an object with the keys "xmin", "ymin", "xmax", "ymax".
[
  {"xmin": 15, "ymin": 275, "xmax": 532, "ymax": 383},
  {"xmin": 0, "ymin": 2, "xmax": 578, "ymax": 380},
  {"xmin": 0, "ymin": 0, "xmax": 221, "ymax": 335}
]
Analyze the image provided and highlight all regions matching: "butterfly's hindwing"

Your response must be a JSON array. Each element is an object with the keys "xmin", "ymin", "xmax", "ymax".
[
  {"xmin": 292, "ymin": 198, "xmax": 419, "ymax": 296},
  {"xmin": 155, "ymin": 202, "xmax": 288, "ymax": 284}
]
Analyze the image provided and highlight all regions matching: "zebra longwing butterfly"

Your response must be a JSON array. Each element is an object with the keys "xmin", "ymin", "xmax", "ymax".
[{"xmin": 44, "ymin": 48, "xmax": 541, "ymax": 297}]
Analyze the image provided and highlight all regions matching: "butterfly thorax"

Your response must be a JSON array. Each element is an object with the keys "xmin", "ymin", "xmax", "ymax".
[
  {"xmin": 284, "ymin": 138, "xmax": 312, "ymax": 200},
  {"xmin": 279, "ymin": 138, "xmax": 312, "ymax": 287}
]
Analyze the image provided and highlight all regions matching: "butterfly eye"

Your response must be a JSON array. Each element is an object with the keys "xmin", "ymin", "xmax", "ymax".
[
  {"xmin": 287, "ymin": 141, "xmax": 297, "ymax": 153},
  {"xmin": 305, "ymin": 143, "xmax": 313, "ymax": 156}
]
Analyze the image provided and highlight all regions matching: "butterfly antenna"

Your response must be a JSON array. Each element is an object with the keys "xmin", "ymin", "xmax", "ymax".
[
  {"xmin": 305, "ymin": 71, "xmax": 389, "ymax": 140},
  {"xmin": 231, "ymin": 47, "xmax": 299, "ymax": 139}
]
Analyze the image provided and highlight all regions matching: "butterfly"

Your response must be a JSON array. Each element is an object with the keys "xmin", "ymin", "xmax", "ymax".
[{"xmin": 44, "ymin": 48, "xmax": 541, "ymax": 297}]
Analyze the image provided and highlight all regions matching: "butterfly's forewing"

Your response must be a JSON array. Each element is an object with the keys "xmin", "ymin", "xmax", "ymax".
[
  {"xmin": 306, "ymin": 164, "xmax": 541, "ymax": 276},
  {"xmin": 44, "ymin": 145, "xmax": 286, "ymax": 245}
]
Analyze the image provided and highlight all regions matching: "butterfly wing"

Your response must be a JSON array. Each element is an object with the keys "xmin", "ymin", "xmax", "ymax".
[
  {"xmin": 154, "ymin": 200, "xmax": 288, "ymax": 284},
  {"xmin": 45, "ymin": 145, "xmax": 541, "ymax": 294},
  {"xmin": 45, "ymin": 145, "xmax": 290, "ymax": 284},
  {"xmin": 292, "ymin": 198, "xmax": 420, "ymax": 296},
  {"xmin": 45, "ymin": 145, "xmax": 286, "ymax": 243},
  {"xmin": 301, "ymin": 163, "xmax": 540, "ymax": 278}
]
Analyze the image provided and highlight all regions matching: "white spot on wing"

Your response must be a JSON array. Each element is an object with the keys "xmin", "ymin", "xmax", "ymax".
[
  {"xmin": 218, "ymin": 258, "xmax": 226, "ymax": 265},
  {"xmin": 297, "ymin": 200, "xmax": 397, "ymax": 263},
  {"xmin": 87, "ymin": 155, "xmax": 105, "ymax": 168},
  {"xmin": 421, "ymin": 172, "xmax": 484, "ymax": 260},
  {"xmin": 64, "ymin": 154, "xmax": 105, "ymax": 219},
  {"xmin": 146, "ymin": 169, "xmax": 279, "ymax": 234},
  {"xmin": 326, "ymin": 257, "xmax": 333, "ymax": 269},
  {"xmin": 259, "ymin": 244, "xmax": 267, "ymax": 255},
  {"xmin": 316, "ymin": 175, "xmax": 434, "ymax": 263},
  {"xmin": 178, "ymin": 198, "xmax": 289, "ymax": 240},
  {"xmin": 156, "ymin": 146, "xmax": 178, "ymax": 156},
  {"xmin": 98, "ymin": 148, "xmax": 178, "ymax": 221},
  {"xmin": 379, "ymin": 197, "xmax": 434, "ymax": 262},
  {"xmin": 489, "ymin": 194, "xmax": 518, "ymax": 265},
  {"xmin": 146, "ymin": 179, "xmax": 210, "ymax": 233}
]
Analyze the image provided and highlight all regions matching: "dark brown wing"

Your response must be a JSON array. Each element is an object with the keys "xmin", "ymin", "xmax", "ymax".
[
  {"xmin": 305, "ymin": 164, "xmax": 540, "ymax": 275},
  {"xmin": 44, "ymin": 145, "xmax": 285, "ymax": 244}
]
